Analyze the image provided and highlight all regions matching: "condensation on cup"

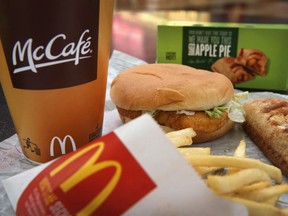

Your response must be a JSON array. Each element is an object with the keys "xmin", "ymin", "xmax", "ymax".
[{"xmin": 0, "ymin": 0, "xmax": 115, "ymax": 163}]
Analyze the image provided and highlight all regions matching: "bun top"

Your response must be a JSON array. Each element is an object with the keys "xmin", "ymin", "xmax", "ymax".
[{"xmin": 110, "ymin": 64, "xmax": 234, "ymax": 111}]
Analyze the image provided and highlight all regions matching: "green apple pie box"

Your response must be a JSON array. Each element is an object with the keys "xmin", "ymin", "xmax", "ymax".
[{"xmin": 157, "ymin": 22, "xmax": 288, "ymax": 91}]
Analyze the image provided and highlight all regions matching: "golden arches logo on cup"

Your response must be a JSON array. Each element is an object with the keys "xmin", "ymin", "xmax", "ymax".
[
  {"xmin": 50, "ymin": 135, "xmax": 77, "ymax": 157},
  {"xmin": 16, "ymin": 132, "xmax": 157, "ymax": 215}
]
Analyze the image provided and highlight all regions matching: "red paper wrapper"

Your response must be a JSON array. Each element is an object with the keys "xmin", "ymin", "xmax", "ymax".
[{"xmin": 3, "ymin": 115, "xmax": 247, "ymax": 216}]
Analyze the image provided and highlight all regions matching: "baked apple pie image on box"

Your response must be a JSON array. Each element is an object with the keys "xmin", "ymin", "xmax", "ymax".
[
  {"xmin": 235, "ymin": 48, "xmax": 268, "ymax": 76},
  {"xmin": 211, "ymin": 57, "xmax": 255, "ymax": 84},
  {"xmin": 212, "ymin": 48, "xmax": 268, "ymax": 84}
]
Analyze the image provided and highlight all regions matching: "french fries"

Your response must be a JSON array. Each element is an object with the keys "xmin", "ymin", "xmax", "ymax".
[
  {"xmin": 235, "ymin": 181, "xmax": 272, "ymax": 194},
  {"xmin": 174, "ymin": 138, "xmax": 288, "ymax": 215},
  {"xmin": 237, "ymin": 184, "xmax": 288, "ymax": 202},
  {"xmin": 207, "ymin": 168, "xmax": 271, "ymax": 194},
  {"xmin": 165, "ymin": 128, "xmax": 288, "ymax": 215},
  {"xmin": 194, "ymin": 166, "xmax": 222, "ymax": 176},
  {"xmin": 178, "ymin": 147, "xmax": 211, "ymax": 157},
  {"xmin": 166, "ymin": 128, "xmax": 196, "ymax": 147},
  {"xmin": 187, "ymin": 155, "xmax": 282, "ymax": 183},
  {"xmin": 233, "ymin": 139, "xmax": 246, "ymax": 158},
  {"xmin": 229, "ymin": 197, "xmax": 288, "ymax": 216},
  {"xmin": 264, "ymin": 195, "xmax": 280, "ymax": 205},
  {"xmin": 226, "ymin": 139, "xmax": 246, "ymax": 175}
]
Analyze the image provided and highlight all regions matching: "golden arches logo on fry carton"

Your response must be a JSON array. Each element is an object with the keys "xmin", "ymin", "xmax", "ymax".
[{"xmin": 16, "ymin": 132, "xmax": 156, "ymax": 215}]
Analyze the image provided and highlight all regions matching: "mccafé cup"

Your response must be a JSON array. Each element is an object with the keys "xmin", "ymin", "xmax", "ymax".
[{"xmin": 0, "ymin": 0, "xmax": 114, "ymax": 163}]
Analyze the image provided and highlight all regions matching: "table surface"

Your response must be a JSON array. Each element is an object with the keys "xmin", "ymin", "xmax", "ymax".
[{"xmin": 1, "ymin": 3, "xmax": 288, "ymax": 142}]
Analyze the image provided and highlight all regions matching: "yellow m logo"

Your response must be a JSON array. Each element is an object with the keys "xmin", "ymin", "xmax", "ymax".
[{"xmin": 50, "ymin": 142, "xmax": 122, "ymax": 216}]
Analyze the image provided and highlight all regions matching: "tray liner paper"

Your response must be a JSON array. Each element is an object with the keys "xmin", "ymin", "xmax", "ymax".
[{"xmin": 2, "ymin": 115, "xmax": 247, "ymax": 215}]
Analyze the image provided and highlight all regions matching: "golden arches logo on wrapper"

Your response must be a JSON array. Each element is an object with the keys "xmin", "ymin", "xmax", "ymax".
[{"xmin": 16, "ymin": 132, "xmax": 156, "ymax": 216}]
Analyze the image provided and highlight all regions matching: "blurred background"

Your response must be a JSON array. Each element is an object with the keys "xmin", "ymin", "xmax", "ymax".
[{"xmin": 112, "ymin": 0, "xmax": 288, "ymax": 63}]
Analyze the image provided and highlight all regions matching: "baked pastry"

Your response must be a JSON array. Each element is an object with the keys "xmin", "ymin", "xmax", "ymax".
[
  {"xmin": 235, "ymin": 48, "xmax": 268, "ymax": 76},
  {"xmin": 243, "ymin": 98, "xmax": 288, "ymax": 175},
  {"xmin": 211, "ymin": 57, "xmax": 255, "ymax": 84}
]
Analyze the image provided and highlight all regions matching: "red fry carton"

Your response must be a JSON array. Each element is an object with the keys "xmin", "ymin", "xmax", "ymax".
[{"xmin": 3, "ymin": 115, "xmax": 247, "ymax": 215}]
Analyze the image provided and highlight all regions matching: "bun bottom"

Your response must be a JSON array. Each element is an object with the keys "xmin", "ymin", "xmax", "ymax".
[
  {"xmin": 116, "ymin": 107, "xmax": 234, "ymax": 143},
  {"xmin": 193, "ymin": 120, "xmax": 234, "ymax": 143}
]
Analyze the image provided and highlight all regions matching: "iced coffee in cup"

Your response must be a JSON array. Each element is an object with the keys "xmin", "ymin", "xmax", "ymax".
[{"xmin": 0, "ymin": 0, "xmax": 114, "ymax": 163}]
